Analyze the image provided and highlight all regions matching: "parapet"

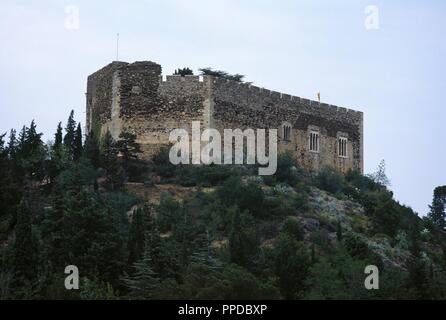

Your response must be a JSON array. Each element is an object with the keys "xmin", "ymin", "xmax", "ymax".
[{"xmin": 209, "ymin": 75, "xmax": 363, "ymax": 121}]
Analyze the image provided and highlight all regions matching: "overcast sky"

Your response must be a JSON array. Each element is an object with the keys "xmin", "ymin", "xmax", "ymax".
[{"xmin": 0, "ymin": 0, "xmax": 445, "ymax": 215}]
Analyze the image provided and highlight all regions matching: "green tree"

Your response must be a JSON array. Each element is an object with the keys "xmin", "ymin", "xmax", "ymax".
[
  {"xmin": 19, "ymin": 120, "xmax": 46, "ymax": 181},
  {"xmin": 282, "ymin": 217, "xmax": 304, "ymax": 242},
  {"xmin": 14, "ymin": 197, "xmax": 36, "ymax": 282},
  {"xmin": 406, "ymin": 220, "xmax": 430, "ymax": 299},
  {"xmin": 304, "ymin": 257, "xmax": 349, "ymax": 299},
  {"xmin": 62, "ymin": 190, "xmax": 124, "ymax": 284},
  {"xmin": 199, "ymin": 68, "xmax": 246, "ymax": 83},
  {"xmin": 100, "ymin": 130, "xmax": 122, "ymax": 190},
  {"xmin": 127, "ymin": 207, "xmax": 147, "ymax": 265},
  {"xmin": 428, "ymin": 186, "xmax": 446, "ymax": 230},
  {"xmin": 49, "ymin": 122, "xmax": 66, "ymax": 181},
  {"xmin": 229, "ymin": 208, "xmax": 258, "ymax": 267},
  {"xmin": 368, "ymin": 159, "xmax": 391, "ymax": 187},
  {"xmin": 84, "ymin": 130, "xmax": 100, "ymax": 168},
  {"xmin": 54, "ymin": 122, "xmax": 63, "ymax": 150},
  {"xmin": 274, "ymin": 233, "xmax": 310, "ymax": 299},
  {"xmin": 63, "ymin": 110, "xmax": 77, "ymax": 160},
  {"xmin": 116, "ymin": 131, "xmax": 141, "ymax": 162},
  {"xmin": 73, "ymin": 123, "xmax": 83, "ymax": 161},
  {"xmin": 372, "ymin": 192, "xmax": 400, "ymax": 237},
  {"xmin": 122, "ymin": 244, "xmax": 159, "ymax": 299},
  {"xmin": 174, "ymin": 68, "xmax": 193, "ymax": 76}
]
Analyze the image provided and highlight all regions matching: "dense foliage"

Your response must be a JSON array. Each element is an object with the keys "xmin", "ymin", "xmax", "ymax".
[{"xmin": 0, "ymin": 112, "xmax": 445, "ymax": 299}]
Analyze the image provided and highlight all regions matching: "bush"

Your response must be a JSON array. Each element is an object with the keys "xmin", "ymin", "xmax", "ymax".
[
  {"xmin": 371, "ymin": 191, "xmax": 400, "ymax": 238},
  {"xmin": 156, "ymin": 192, "xmax": 182, "ymax": 232},
  {"xmin": 344, "ymin": 232, "xmax": 370, "ymax": 259},
  {"xmin": 282, "ymin": 218, "xmax": 304, "ymax": 241},
  {"xmin": 314, "ymin": 166, "xmax": 345, "ymax": 195},
  {"xmin": 275, "ymin": 152, "xmax": 303, "ymax": 186},
  {"xmin": 217, "ymin": 176, "xmax": 265, "ymax": 217},
  {"xmin": 151, "ymin": 146, "xmax": 176, "ymax": 178},
  {"xmin": 177, "ymin": 164, "xmax": 232, "ymax": 187}
]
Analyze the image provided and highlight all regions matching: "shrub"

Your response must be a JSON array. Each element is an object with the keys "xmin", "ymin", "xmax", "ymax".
[
  {"xmin": 344, "ymin": 232, "xmax": 370, "ymax": 259},
  {"xmin": 177, "ymin": 164, "xmax": 232, "ymax": 187},
  {"xmin": 275, "ymin": 152, "xmax": 303, "ymax": 186},
  {"xmin": 156, "ymin": 192, "xmax": 182, "ymax": 232},
  {"xmin": 151, "ymin": 146, "xmax": 176, "ymax": 178},
  {"xmin": 217, "ymin": 176, "xmax": 265, "ymax": 217},
  {"xmin": 371, "ymin": 191, "xmax": 400, "ymax": 238},
  {"xmin": 282, "ymin": 218, "xmax": 304, "ymax": 241},
  {"xmin": 314, "ymin": 166, "xmax": 345, "ymax": 195}
]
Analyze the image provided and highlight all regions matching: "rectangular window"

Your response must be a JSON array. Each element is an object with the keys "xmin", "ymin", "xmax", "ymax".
[
  {"xmin": 338, "ymin": 137, "xmax": 348, "ymax": 158},
  {"xmin": 283, "ymin": 126, "xmax": 291, "ymax": 141},
  {"xmin": 309, "ymin": 131, "xmax": 319, "ymax": 152}
]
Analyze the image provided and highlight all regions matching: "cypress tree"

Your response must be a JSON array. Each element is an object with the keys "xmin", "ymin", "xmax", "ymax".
[
  {"xmin": 54, "ymin": 122, "xmax": 63, "ymax": 151},
  {"xmin": 128, "ymin": 207, "xmax": 146, "ymax": 265},
  {"xmin": 73, "ymin": 123, "xmax": 83, "ymax": 161},
  {"xmin": 49, "ymin": 122, "xmax": 65, "ymax": 181},
  {"xmin": 63, "ymin": 110, "xmax": 76, "ymax": 159}
]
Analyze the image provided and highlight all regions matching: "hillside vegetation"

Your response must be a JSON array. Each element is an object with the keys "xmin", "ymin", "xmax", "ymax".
[{"xmin": 1, "ymin": 111, "xmax": 445, "ymax": 299}]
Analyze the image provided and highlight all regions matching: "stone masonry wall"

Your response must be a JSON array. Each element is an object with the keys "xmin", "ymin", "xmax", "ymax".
[
  {"xmin": 211, "ymin": 78, "xmax": 363, "ymax": 173},
  {"xmin": 86, "ymin": 61, "xmax": 363, "ymax": 173},
  {"xmin": 86, "ymin": 61, "xmax": 212, "ymax": 156}
]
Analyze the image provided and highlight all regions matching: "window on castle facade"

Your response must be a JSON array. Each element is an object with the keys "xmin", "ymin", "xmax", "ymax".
[
  {"xmin": 309, "ymin": 131, "xmax": 319, "ymax": 152},
  {"xmin": 338, "ymin": 137, "xmax": 348, "ymax": 158},
  {"xmin": 283, "ymin": 125, "xmax": 291, "ymax": 141}
]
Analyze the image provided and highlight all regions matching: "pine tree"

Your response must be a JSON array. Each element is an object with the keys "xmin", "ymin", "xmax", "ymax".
[
  {"xmin": 22, "ymin": 120, "xmax": 46, "ymax": 181},
  {"xmin": 190, "ymin": 230, "xmax": 221, "ymax": 270},
  {"xmin": 14, "ymin": 197, "xmax": 36, "ymax": 282},
  {"xmin": 63, "ymin": 110, "xmax": 76, "ymax": 160},
  {"xmin": 122, "ymin": 243, "xmax": 159, "ymax": 299},
  {"xmin": 116, "ymin": 131, "xmax": 141, "ymax": 162},
  {"xmin": 428, "ymin": 186, "xmax": 446, "ymax": 230},
  {"xmin": 7, "ymin": 129, "xmax": 17, "ymax": 160},
  {"xmin": 73, "ymin": 123, "xmax": 83, "ymax": 161}
]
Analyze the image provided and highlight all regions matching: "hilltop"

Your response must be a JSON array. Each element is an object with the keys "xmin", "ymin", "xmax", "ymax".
[{"xmin": 0, "ymin": 115, "xmax": 445, "ymax": 299}]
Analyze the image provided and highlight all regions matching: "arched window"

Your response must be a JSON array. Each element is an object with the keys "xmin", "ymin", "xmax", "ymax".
[
  {"xmin": 309, "ymin": 130, "xmax": 319, "ymax": 152},
  {"xmin": 283, "ymin": 124, "xmax": 291, "ymax": 141},
  {"xmin": 338, "ymin": 137, "xmax": 348, "ymax": 158}
]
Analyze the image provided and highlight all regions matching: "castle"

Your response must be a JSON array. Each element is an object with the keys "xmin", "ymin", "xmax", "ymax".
[{"xmin": 86, "ymin": 61, "xmax": 363, "ymax": 173}]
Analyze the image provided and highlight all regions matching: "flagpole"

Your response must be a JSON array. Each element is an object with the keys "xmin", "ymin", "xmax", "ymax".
[{"xmin": 116, "ymin": 33, "xmax": 119, "ymax": 61}]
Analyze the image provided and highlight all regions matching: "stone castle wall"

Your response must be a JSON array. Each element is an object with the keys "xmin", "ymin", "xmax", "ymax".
[{"xmin": 86, "ymin": 61, "xmax": 363, "ymax": 173}]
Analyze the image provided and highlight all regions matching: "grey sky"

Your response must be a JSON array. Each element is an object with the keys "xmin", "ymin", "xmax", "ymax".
[{"xmin": 0, "ymin": 0, "xmax": 444, "ymax": 215}]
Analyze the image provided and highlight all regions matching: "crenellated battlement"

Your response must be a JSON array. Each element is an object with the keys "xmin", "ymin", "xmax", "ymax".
[
  {"xmin": 86, "ymin": 60, "xmax": 364, "ymax": 173},
  {"xmin": 153, "ymin": 73, "xmax": 362, "ymax": 119}
]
